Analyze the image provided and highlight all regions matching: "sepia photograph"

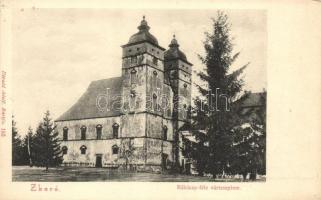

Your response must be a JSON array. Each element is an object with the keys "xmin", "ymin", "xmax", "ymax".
[{"xmin": 1, "ymin": 1, "xmax": 321, "ymax": 200}]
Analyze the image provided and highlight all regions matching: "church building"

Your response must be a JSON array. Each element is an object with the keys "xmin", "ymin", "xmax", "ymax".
[{"xmin": 55, "ymin": 16, "xmax": 193, "ymax": 172}]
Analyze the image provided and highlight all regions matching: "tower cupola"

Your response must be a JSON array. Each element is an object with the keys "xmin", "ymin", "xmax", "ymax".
[
  {"xmin": 127, "ymin": 16, "xmax": 159, "ymax": 46},
  {"xmin": 164, "ymin": 35, "xmax": 190, "ymax": 64}
]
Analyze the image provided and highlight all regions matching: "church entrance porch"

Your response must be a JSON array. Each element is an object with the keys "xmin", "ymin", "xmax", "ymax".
[{"xmin": 95, "ymin": 154, "xmax": 102, "ymax": 168}]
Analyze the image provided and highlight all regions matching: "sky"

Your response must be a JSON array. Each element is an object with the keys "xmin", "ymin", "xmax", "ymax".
[{"xmin": 12, "ymin": 9, "xmax": 266, "ymax": 134}]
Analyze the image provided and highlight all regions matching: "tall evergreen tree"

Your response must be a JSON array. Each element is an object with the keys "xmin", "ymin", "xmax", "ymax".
[
  {"xmin": 22, "ymin": 127, "xmax": 34, "ymax": 167},
  {"xmin": 12, "ymin": 116, "xmax": 24, "ymax": 165},
  {"xmin": 191, "ymin": 11, "xmax": 248, "ymax": 179},
  {"xmin": 32, "ymin": 111, "xmax": 62, "ymax": 171}
]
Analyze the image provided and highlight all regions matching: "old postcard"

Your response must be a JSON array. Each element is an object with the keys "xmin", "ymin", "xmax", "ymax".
[{"xmin": 0, "ymin": 0, "xmax": 320, "ymax": 199}]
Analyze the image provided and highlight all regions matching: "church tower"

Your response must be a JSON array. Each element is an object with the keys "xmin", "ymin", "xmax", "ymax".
[
  {"xmin": 164, "ymin": 35, "xmax": 192, "ymax": 121},
  {"xmin": 120, "ymin": 16, "xmax": 174, "ymax": 170},
  {"xmin": 164, "ymin": 35, "xmax": 193, "ymax": 168}
]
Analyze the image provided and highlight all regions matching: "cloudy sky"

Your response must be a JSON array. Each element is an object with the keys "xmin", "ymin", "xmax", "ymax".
[{"xmin": 12, "ymin": 9, "xmax": 266, "ymax": 134}]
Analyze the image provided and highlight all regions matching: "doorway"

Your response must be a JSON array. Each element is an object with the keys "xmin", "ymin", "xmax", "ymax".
[
  {"xmin": 161, "ymin": 153, "xmax": 168, "ymax": 170},
  {"xmin": 95, "ymin": 154, "xmax": 102, "ymax": 168}
]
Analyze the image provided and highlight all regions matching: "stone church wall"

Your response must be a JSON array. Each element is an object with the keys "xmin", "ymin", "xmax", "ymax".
[
  {"xmin": 145, "ymin": 138, "xmax": 173, "ymax": 167},
  {"xmin": 56, "ymin": 117, "xmax": 121, "ymax": 140},
  {"xmin": 120, "ymin": 113, "xmax": 145, "ymax": 138},
  {"xmin": 60, "ymin": 139, "xmax": 121, "ymax": 167}
]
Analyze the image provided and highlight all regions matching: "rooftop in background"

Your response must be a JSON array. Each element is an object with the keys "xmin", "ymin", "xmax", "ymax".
[{"xmin": 235, "ymin": 92, "xmax": 266, "ymax": 108}]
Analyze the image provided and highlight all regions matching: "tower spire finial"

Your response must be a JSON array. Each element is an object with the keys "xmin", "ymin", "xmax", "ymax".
[
  {"xmin": 169, "ymin": 33, "xmax": 179, "ymax": 48},
  {"xmin": 138, "ymin": 15, "xmax": 149, "ymax": 31}
]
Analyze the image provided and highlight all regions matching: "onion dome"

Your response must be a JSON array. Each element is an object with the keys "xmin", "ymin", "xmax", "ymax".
[
  {"xmin": 128, "ymin": 16, "xmax": 159, "ymax": 45},
  {"xmin": 164, "ymin": 35, "xmax": 188, "ymax": 62}
]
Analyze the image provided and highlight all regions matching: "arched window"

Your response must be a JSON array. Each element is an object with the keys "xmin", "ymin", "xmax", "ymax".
[
  {"xmin": 81, "ymin": 126, "xmax": 86, "ymax": 140},
  {"xmin": 96, "ymin": 124, "xmax": 102, "ymax": 140},
  {"xmin": 130, "ymin": 89, "xmax": 136, "ymax": 98},
  {"xmin": 80, "ymin": 145, "xmax": 87, "ymax": 155},
  {"xmin": 153, "ymin": 93, "xmax": 158, "ymax": 111},
  {"xmin": 163, "ymin": 126, "xmax": 168, "ymax": 140},
  {"xmin": 112, "ymin": 145, "xmax": 119, "ymax": 155},
  {"xmin": 153, "ymin": 71, "xmax": 158, "ymax": 87},
  {"xmin": 63, "ymin": 127, "xmax": 68, "ymax": 141},
  {"xmin": 112, "ymin": 123, "xmax": 119, "ymax": 138},
  {"xmin": 153, "ymin": 57, "xmax": 158, "ymax": 65},
  {"xmin": 62, "ymin": 146, "xmax": 68, "ymax": 155},
  {"xmin": 131, "ymin": 56, "xmax": 137, "ymax": 64},
  {"xmin": 130, "ymin": 69, "xmax": 137, "ymax": 85},
  {"xmin": 138, "ymin": 54, "xmax": 144, "ymax": 64}
]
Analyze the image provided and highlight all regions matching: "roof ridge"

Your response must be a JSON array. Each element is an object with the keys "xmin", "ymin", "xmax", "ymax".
[{"xmin": 91, "ymin": 76, "xmax": 122, "ymax": 83}]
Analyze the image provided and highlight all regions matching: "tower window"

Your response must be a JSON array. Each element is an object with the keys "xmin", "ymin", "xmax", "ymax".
[
  {"xmin": 170, "ymin": 70, "xmax": 177, "ymax": 79},
  {"xmin": 130, "ymin": 89, "xmax": 136, "ymax": 98},
  {"xmin": 153, "ymin": 71, "xmax": 158, "ymax": 76},
  {"xmin": 131, "ymin": 56, "xmax": 137, "ymax": 64},
  {"xmin": 81, "ymin": 126, "xmax": 86, "ymax": 140},
  {"xmin": 63, "ymin": 127, "xmax": 68, "ymax": 141},
  {"xmin": 153, "ymin": 57, "xmax": 158, "ymax": 65},
  {"xmin": 112, "ymin": 123, "xmax": 119, "ymax": 138},
  {"xmin": 96, "ymin": 124, "xmax": 102, "ymax": 139},
  {"xmin": 163, "ymin": 126, "xmax": 168, "ymax": 140},
  {"xmin": 138, "ymin": 54, "xmax": 144, "ymax": 64},
  {"xmin": 183, "ymin": 83, "xmax": 187, "ymax": 88},
  {"xmin": 153, "ymin": 93, "xmax": 157, "ymax": 99},
  {"xmin": 80, "ymin": 145, "xmax": 87, "ymax": 155},
  {"xmin": 62, "ymin": 146, "xmax": 68, "ymax": 155},
  {"xmin": 112, "ymin": 145, "xmax": 119, "ymax": 155},
  {"xmin": 137, "ymin": 47, "xmax": 140, "ymax": 51},
  {"xmin": 128, "ymin": 49, "xmax": 132, "ymax": 52},
  {"xmin": 153, "ymin": 93, "xmax": 158, "ymax": 111},
  {"xmin": 130, "ymin": 69, "xmax": 137, "ymax": 85}
]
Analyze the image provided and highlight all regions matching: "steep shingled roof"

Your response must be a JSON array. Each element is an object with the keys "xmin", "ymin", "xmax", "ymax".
[{"xmin": 55, "ymin": 77, "xmax": 123, "ymax": 121}]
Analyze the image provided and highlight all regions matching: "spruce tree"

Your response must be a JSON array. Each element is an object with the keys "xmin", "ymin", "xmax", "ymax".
[
  {"xmin": 32, "ymin": 111, "xmax": 62, "ymax": 171},
  {"xmin": 192, "ymin": 11, "xmax": 248, "ymax": 179},
  {"xmin": 22, "ymin": 127, "xmax": 34, "ymax": 167},
  {"xmin": 12, "ymin": 116, "xmax": 23, "ymax": 165}
]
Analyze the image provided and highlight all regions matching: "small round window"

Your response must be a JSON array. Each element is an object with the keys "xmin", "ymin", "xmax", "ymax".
[{"xmin": 153, "ymin": 71, "xmax": 158, "ymax": 76}]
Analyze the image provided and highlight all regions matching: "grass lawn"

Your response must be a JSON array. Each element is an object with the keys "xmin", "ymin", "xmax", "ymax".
[{"xmin": 12, "ymin": 166, "xmax": 265, "ymax": 182}]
